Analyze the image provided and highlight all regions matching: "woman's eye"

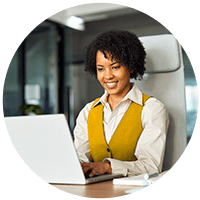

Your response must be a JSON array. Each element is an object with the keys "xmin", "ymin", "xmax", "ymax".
[
  {"xmin": 97, "ymin": 68, "xmax": 104, "ymax": 71},
  {"xmin": 112, "ymin": 66, "xmax": 120, "ymax": 70}
]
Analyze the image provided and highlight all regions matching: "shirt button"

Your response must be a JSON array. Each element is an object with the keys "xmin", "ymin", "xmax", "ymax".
[{"xmin": 107, "ymin": 148, "xmax": 110, "ymax": 152}]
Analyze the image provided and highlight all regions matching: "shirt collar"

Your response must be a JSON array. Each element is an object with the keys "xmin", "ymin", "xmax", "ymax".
[
  {"xmin": 92, "ymin": 92, "xmax": 108, "ymax": 108},
  {"xmin": 125, "ymin": 83, "xmax": 143, "ymax": 106},
  {"xmin": 92, "ymin": 83, "xmax": 143, "ymax": 108}
]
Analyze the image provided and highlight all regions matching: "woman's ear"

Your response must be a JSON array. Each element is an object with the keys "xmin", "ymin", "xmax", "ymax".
[{"xmin": 129, "ymin": 69, "xmax": 134, "ymax": 73}]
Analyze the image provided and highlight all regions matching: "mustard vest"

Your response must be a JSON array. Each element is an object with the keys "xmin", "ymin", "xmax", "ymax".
[{"xmin": 88, "ymin": 93, "xmax": 151, "ymax": 162}]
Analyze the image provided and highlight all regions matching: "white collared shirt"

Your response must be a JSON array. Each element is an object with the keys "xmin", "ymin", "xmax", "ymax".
[{"xmin": 74, "ymin": 84, "xmax": 169, "ymax": 176}]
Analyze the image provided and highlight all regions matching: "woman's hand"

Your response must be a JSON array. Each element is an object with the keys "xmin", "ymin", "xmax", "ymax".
[{"xmin": 81, "ymin": 162, "xmax": 112, "ymax": 178}]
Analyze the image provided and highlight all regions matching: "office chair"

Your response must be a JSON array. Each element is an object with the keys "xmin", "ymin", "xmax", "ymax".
[{"xmin": 134, "ymin": 34, "xmax": 187, "ymax": 171}]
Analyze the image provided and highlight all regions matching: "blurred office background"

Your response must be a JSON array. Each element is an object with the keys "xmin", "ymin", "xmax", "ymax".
[{"xmin": 3, "ymin": 3, "xmax": 198, "ymax": 143}]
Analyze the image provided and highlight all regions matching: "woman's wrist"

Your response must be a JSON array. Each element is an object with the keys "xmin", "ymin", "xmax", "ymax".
[{"xmin": 103, "ymin": 161, "xmax": 112, "ymax": 174}]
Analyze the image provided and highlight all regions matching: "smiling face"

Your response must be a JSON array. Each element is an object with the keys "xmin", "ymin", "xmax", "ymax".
[{"xmin": 96, "ymin": 51, "xmax": 132, "ymax": 100}]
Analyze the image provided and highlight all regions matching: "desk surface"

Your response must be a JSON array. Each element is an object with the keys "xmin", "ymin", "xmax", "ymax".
[{"xmin": 51, "ymin": 180, "xmax": 144, "ymax": 198}]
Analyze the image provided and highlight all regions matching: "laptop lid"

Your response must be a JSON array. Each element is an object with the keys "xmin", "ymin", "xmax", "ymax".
[{"xmin": 5, "ymin": 114, "xmax": 87, "ymax": 184}]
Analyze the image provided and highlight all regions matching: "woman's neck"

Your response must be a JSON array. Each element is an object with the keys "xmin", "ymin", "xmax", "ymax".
[{"xmin": 107, "ymin": 84, "xmax": 132, "ymax": 111}]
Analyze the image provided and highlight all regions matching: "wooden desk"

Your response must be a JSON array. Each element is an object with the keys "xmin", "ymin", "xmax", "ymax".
[{"xmin": 51, "ymin": 180, "xmax": 144, "ymax": 198}]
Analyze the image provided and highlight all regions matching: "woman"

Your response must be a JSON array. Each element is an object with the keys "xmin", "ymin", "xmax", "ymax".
[{"xmin": 74, "ymin": 30, "xmax": 169, "ymax": 178}]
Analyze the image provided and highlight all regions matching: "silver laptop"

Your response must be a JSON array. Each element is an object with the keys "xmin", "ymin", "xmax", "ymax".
[{"xmin": 4, "ymin": 114, "xmax": 122, "ymax": 184}]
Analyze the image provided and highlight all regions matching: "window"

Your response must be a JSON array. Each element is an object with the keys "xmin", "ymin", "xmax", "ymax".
[
  {"xmin": 3, "ymin": 49, "xmax": 24, "ymax": 116},
  {"xmin": 3, "ymin": 22, "xmax": 62, "ymax": 116}
]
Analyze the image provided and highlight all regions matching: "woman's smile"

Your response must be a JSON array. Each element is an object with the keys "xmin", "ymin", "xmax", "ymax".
[{"xmin": 105, "ymin": 81, "xmax": 118, "ymax": 88}]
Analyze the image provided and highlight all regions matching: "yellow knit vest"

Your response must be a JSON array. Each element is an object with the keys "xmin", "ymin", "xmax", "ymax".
[{"xmin": 88, "ymin": 93, "xmax": 151, "ymax": 162}]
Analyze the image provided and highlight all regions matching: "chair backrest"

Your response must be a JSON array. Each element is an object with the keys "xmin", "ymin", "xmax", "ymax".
[{"xmin": 134, "ymin": 34, "xmax": 187, "ymax": 171}]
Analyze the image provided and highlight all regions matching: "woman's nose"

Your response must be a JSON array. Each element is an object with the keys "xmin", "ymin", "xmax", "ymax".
[{"xmin": 104, "ymin": 69, "xmax": 114, "ymax": 79}]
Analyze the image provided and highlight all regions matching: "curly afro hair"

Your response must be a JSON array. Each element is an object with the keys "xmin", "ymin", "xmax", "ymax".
[{"xmin": 84, "ymin": 30, "xmax": 146, "ymax": 80}]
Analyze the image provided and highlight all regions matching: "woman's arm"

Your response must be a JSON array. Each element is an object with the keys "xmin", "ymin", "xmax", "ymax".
[{"xmin": 74, "ymin": 102, "xmax": 94, "ymax": 163}]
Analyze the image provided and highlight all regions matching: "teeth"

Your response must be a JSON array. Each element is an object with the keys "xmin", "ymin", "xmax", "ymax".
[{"xmin": 106, "ymin": 82, "xmax": 117, "ymax": 86}]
